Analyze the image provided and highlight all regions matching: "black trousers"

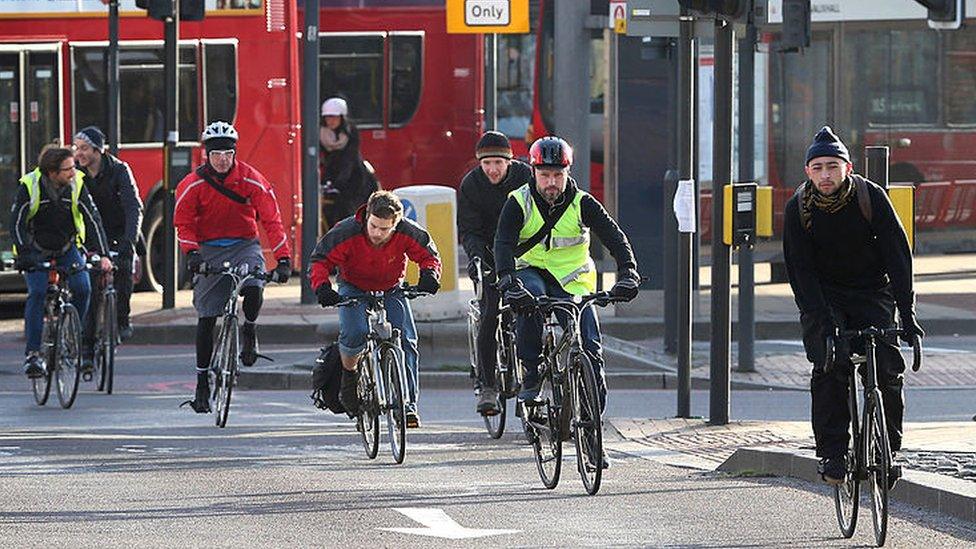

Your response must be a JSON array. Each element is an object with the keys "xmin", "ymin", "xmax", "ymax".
[
  {"xmin": 802, "ymin": 284, "xmax": 906, "ymax": 458},
  {"xmin": 475, "ymin": 279, "xmax": 501, "ymax": 388}
]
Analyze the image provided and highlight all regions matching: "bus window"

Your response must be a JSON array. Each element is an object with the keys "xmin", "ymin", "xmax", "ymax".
[
  {"xmin": 320, "ymin": 34, "xmax": 384, "ymax": 127},
  {"xmin": 118, "ymin": 46, "xmax": 198, "ymax": 145},
  {"xmin": 945, "ymin": 32, "xmax": 976, "ymax": 126},
  {"xmin": 389, "ymin": 33, "xmax": 423, "ymax": 127},
  {"xmin": 497, "ymin": 33, "xmax": 535, "ymax": 139},
  {"xmin": 71, "ymin": 47, "xmax": 107, "ymax": 134},
  {"xmin": 204, "ymin": 42, "xmax": 238, "ymax": 125}
]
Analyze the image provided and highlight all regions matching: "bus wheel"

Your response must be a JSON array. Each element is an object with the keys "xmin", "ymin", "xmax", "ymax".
[{"xmin": 136, "ymin": 201, "xmax": 187, "ymax": 293}]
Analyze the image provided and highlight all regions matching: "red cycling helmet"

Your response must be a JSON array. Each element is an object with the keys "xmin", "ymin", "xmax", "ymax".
[{"xmin": 528, "ymin": 136, "xmax": 573, "ymax": 168}]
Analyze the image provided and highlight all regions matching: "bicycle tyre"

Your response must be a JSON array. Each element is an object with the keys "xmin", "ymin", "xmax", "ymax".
[
  {"xmin": 483, "ymin": 384, "xmax": 507, "ymax": 439},
  {"xmin": 383, "ymin": 349, "xmax": 407, "ymax": 464},
  {"xmin": 97, "ymin": 291, "xmax": 118, "ymax": 394},
  {"xmin": 531, "ymin": 393, "xmax": 562, "ymax": 490},
  {"xmin": 572, "ymin": 352, "xmax": 604, "ymax": 495},
  {"xmin": 32, "ymin": 313, "xmax": 56, "ymax": 406},
  {"xmin": 359, "ymin": 358, "xmax": 380, "ymax": 459},
  {"xmin": 867, "ymin": 394, "xmax": 891, "ymax": 547},
  {"xmin": 56, "ymin": 304, "xmax": 82, "ymax": 409},
  {"xmin": 833, "ymin": 375, "xmax": 860, "ymax": 538},
  {"xmin": 484, "ymin": 331, "xmax": 511, "ymax": 439},
  {"xmin": 214, "ymin": 317, "xmax": 238, "ymax": 428}
]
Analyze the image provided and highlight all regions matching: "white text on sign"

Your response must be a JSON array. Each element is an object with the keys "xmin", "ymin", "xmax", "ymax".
[{"xmin": 465, "ymin": 0, "xmax": 510, "ymax": 26}]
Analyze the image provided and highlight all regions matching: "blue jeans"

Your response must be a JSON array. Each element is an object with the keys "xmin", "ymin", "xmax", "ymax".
[
  {"xmin": 515, "ymin": 268, "xmax": 607, "ymax": 411},
  {"xmin": 337, "ymin": 282, "xmax": 420, "ymax": 406},
  {"xmin": 23, "ymin": 247, "xmax": 91, "ymax": 354}
]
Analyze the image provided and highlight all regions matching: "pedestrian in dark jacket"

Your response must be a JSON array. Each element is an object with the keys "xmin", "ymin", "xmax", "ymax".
[
  {"xmin": 73, "ymin": 126, "xmax": 144, "ymax": 344},
  {"xmin": 457, "ymin": 131, "xmax": 533, "ymax": 415},
  {"xmin": 320, "ymin": 97, "xmax": 378, "ymax": 229},
  {"xmin": 783, "ymin": 126, "xmax": 925, "ymax": 486}
]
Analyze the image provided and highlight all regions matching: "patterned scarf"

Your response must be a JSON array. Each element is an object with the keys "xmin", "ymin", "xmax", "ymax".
[{"xmin": 800, "ymin": 177, "xmax": 854, "ymax": 231}]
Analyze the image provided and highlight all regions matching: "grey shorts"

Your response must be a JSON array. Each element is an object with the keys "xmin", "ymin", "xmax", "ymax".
[{"xmin": 192, "ymin": 239, "xmax": 266, "ymax": 318}]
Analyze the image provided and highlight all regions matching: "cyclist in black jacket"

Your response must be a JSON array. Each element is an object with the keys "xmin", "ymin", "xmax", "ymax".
[
  {"xmin": 457, "ymin": 131, "xmax": 533, "ymax": 415},
  {"xmin": 73, "ymin": 126, "xmax": 144, "ymax": 349}
]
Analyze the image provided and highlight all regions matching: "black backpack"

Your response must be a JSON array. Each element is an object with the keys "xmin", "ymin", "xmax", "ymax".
[{"xmin": 310, "ymin": 343, "xmax": 345, "ymax": 414}]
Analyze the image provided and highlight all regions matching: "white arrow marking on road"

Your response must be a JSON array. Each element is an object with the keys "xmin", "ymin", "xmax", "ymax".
[{"xmin": 379, "ymin": 507, "xmax": 519, "ymax": 540}]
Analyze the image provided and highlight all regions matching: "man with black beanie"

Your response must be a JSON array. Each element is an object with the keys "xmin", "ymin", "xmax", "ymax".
[
  {"xmin": 783, "ymin": 126, "xmax": 924, "ymax": 487},
  {"xmin": 457, "ymin": 130, "xmax": 533, "ymax": 416},
  {"xmin": 73, "ymin": 126, "xmax": 143, "ymax": 348}
]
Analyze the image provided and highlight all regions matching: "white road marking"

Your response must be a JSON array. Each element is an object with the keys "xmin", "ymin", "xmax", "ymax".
[{"xmin": 379, "ymin": 507, "xmax": 519, "ymax": 540}]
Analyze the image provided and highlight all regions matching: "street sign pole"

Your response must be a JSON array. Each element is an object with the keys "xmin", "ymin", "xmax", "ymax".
[
  {"xmin": 162, "ymin": 0, "xmax": 179, "ymax": 309},
  {"xmin": 735, "ymin": 21, "xmax": 757, "ymax": 373},
  {"xmin": 107, "ymin": 0, "xmax": 120, "ymax": 156},
  {"xmin": 301, "ymin": 0, "xmax": 321, "ymax": 305},
  {"xmin": 677, "ymin": 8, "xmax": 694, "ymax": 419}
]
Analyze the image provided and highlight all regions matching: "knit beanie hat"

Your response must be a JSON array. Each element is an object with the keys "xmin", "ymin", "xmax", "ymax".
[
  {"xmin": 805, "ymin": 126, "xmax": 850, "ymax": 165},
  {"xmin": 476, "ymin": 131, "xmax": 513, "ymax": 160},
  {"xmin": 74, "ymin": 126, "xmax": 106, "ymax": 152}
]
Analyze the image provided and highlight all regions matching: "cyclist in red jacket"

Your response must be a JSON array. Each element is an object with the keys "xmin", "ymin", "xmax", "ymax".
[
  {"xmin": 175, "ymin": 121, "xmax": 292, "ymax": 413},
  {"xmin": 308, "ymin": 191, "xmax": 441, "ymax": 428}
]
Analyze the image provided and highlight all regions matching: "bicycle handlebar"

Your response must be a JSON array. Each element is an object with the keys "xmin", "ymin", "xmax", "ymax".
[
  {"xmin": 825, "ymin": 327, "xmax": 923, "ymax": 373},
  {"xmin": 332, "ymin": 285, "xmax": 433, "ymax": 308},
  {"xmin": 198, "ymin": 262, "xmax": 278, "ymax": 283},
  {"xmin": 533, "ymin": 291, "xmax": 623, "ymax": 312}
]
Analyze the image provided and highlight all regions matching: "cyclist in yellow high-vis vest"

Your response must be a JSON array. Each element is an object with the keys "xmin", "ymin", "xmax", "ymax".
[
  {"xmin": 9, "ymin": 147, "xmax": 110, "ymax": 379},
  {"xmin": 494, "ymin": 136, "xmax": 640, "ymax": 467}
]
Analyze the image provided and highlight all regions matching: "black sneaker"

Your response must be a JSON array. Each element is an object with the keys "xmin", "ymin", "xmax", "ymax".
[
  {"xmin": 240, "ymin": 322, "xmax": 258, "ymax": 367},
  {"xmin": 819, "ymin": 456, "xmax": 847, "ymax": 485},
  {"xmin": 339, "ymin": 368, "xmax": 360, "ymax": 416},
  {"xmin": 180, "ymin": 378, "xmax": 212, "ymax": 413},
  {"xmin": 119, "ymin": 323, "xmax": 134, "ymax": 342},
  {"xmin": 476, "ymin": 387, "xmax": 500, "ymax": 416},
  {"xmin": 23, "ymin": 354, "xmax": 45, "ymax": 378}
]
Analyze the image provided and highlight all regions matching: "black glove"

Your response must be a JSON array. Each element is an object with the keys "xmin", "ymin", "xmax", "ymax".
[
  {"xmin": 272, "ymin": 257, "xmax": 291, "ymax": 283},
  {"xmin": 499, "ymin": 273, "xmax": 535, "ymax": 313},
  {"xmin": 13, "ymin": 253, "xmax": 38, "ymax": 272},
  {"xmin": 610, "ymin": 270, "xmax": 640, "ymax": 301},
  {"xmin": 186, "ymin": 250, "xmax": 203, "ymax": 274},
  {"xmin": 898, "ymin": 308, "xmax": 925, "ymax": 345},
  {"xmin": 417, "ymin": 268, "xmax": 441, "ymax": 295},
  {"xmin": 315, "ymin": 283, "xmax": 341, "ymax": 307}
]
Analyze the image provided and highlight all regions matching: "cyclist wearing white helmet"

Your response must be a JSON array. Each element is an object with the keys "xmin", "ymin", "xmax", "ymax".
[
  {"xmin": 319, "ymin": 96, "xmax": 377, "ymax": 230},
  {"xmin": 175, "ymin": 120, "xmax": 292, "ymax": 413}
]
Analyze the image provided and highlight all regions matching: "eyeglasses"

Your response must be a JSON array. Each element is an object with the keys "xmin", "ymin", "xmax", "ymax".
[
  {"xmin": 208, "ymin": 149, "xmax": 235, "ymax": 159},
  {"xmin": 58, "ymin": 165, "xmax": 75, "ymax": 173}
]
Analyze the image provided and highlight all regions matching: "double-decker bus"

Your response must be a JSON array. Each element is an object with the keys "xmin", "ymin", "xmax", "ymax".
[
  {"xmin": 0, "ymin": 0, "xmax": 483, "ymax": 291},
  {"xmin": 763, "ymin": 0, "xmax": 976, "ymax": 251}
]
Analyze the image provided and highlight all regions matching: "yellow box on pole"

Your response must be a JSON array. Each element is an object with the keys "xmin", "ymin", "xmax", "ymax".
[
  {"xmin": 888, "ymin": 185, "xmax": 915, "ymax": 250},
  {"xmin": 756, "ymin": 186, "xmax": 773, "ymax": 238},
  {"xmin": 723, "ymin": 185, "xmax": 732, "ymax": 246}
]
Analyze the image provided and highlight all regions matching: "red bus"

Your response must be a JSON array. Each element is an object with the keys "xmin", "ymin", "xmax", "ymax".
[{"xmin": 0, "ymin": 0, "xmax": 483, "ymax": 291}]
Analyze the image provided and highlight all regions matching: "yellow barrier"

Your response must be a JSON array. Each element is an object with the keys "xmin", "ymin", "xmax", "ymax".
[{"xmin": 888, "ymin": 185, "xmax": 915, "ymax": 250}]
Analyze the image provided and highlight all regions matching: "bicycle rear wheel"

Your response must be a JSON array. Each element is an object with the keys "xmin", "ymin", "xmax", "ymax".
[
  {"xmin": 97, "ymin": 291, "xmax": 118, "ymax": 394},
  {"xmin": 866, "ymin": 394, "xmax": 891, "ymax": 547},
  {"xmin": 214, "ymin": 317, "xmax": 239, "ymax": 428},
  {"xmin": 833, "ymin": 375, "xmax": 860, "ymax": 538},
  {"xmin": 56, "ymin": 304, "xmax": 82, "ymax": 409},
  {"xmin": 383, "ymin": 349, "xmax": 407, "ymax": 464},
  {"xmin": 572, "ymin": 353, "xmax": 603, "ymax": 495},
  {"xmin": 32, "ymin": 315, "xmax": 56, "ymax": 406},
  {"xmin": 359, "ymin": 360, "xmax": 380, "ymax": 459}
]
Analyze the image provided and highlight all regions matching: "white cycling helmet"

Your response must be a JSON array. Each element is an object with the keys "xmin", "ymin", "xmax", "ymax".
[
  {"xmin": 321, "ymin": 97, "xmax": 348, "ymax": 117},
  {"xmin": 201, "ymin": 120, "xmax": 239, "ymax": 143}
]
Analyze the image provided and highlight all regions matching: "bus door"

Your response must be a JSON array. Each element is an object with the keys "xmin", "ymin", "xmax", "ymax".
[{"xmin": 0, "ymin": 43, "xmax": 63, "ymax": 254}]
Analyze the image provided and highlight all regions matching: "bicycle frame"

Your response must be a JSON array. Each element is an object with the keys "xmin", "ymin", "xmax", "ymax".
[{"xmin": 349, "ymin": 291, "xmax": 409, "ymax": 411}]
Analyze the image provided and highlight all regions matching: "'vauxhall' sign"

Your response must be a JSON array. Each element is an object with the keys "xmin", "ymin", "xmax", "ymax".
[{"xmin": 446, "ymin": 0, "xmax": 529, "ymax": 34}]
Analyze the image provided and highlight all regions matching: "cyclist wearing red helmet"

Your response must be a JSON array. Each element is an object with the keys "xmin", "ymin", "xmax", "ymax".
[{"xmin": 494, "ymin": 135, "xmax": 640, "ymax": 468}]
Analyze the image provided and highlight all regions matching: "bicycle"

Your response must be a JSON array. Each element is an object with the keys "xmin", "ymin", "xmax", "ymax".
[
  {"xmin": 334, "ymin": 286, "xmax": 428, "ymax": 464},
  {"xmin": 825, "ymin": 326, "xmax": 922, "ymax": 547},
  {"xmin": 466, "ymin": 258, "xmax": 522, "ymax": 439},
  {"xmin": 26, "ymin": 260, "xmax": 85, "ymax": 409},
  {"xmin": 87, "ymin": 252, "xmax": 118, "ymax": 394},
  {"xmin": 521, "ymin": 291, "xmax": 621, "ymax": 496},
  {"xmin": 201, "ymin": 263, "xmax": 276, "ymax": 428}
]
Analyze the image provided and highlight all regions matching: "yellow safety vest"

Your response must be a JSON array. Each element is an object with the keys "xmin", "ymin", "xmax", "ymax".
[
  {"xmin": 511, "ymin": 184, "xmax": 596, "ymax": 295},
  {"xmin": 15, "ymin": 168, "xmax": 86, "ymax": 255}
]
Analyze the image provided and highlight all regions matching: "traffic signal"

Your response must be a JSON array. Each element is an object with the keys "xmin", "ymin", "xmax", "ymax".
[
  {"xmin": 779, "ymin": 0, "xmax": 810, "ymax": 52},
  {"xmin": 677, "ymin": 0, "xmax": 753, "ymax": 23},
  {"xmin": 135, "ymin": 0, "xmax": 205, "ymax": 21},
  {"xmin": 915, "ymin": 0, "xmax": 964, "ymax": 30}
]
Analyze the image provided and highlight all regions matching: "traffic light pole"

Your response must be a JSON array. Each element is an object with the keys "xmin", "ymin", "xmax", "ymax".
[
  {"xmin": 107, "ymin": 0, "xmax": 119, "ymax": 156},
  {"xmin": 300, "ymin": 0, "xmax": 321, "ymax": 305},
  {"xmin": 735, "ymin": 22, "xmax": 756, "ymax": 373},
  {"xmin": 162, "ymin": 0, "xmax": 179, "ymax": 309},
  {"xmin": 709, "ymin": 18, "xmax": 733, "ymax": 426}
]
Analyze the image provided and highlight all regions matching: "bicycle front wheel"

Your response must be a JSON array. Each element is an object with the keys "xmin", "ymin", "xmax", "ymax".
[
  {"xmin": 383, "ymin": 349, "xmax": 407, "ymax": 464},
  {"xmin": 97, "ymin": 291, "xmax": 118, "ymax": 394},
  {"xmin": 55, "ymin": 304, "xmax": 82, "ymax": 409},
  {"xmin": 866, "ymin": 394, "xmax": 891, "ymax": 547},
  {"xmin": 833, "ymin": 377, "xmax": 860, "ymax": 538},
  {"xmin": 214, "ymin": 317, "xmax": 239, "ymax": 428},
  {"xmin": 359, "ymin": 361, "xmax": 380, "ymax": 460},
  {"xmin": 572, "ymin": 353, "xmax": 604, "ymax": 495}
]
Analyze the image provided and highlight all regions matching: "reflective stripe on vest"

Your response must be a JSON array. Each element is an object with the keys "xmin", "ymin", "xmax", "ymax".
[
  {"xmin": 18, "ymin": 169, "xmax": 87, "ymax": 245},
  {"xmin": 510, "ymin": 184, "xmax": 596, "ymax": 295}
]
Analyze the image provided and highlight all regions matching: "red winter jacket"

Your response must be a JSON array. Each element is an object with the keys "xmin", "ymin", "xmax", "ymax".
[
  {"xmin": 308, "ymin": 206, "xmax": 441, "ymax": 291},
  {"xmin": 174, "ymin": 161, "xmax": 290, "ymax": 259}
]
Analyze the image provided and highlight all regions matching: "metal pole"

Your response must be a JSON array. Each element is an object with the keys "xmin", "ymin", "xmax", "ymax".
[
  {"xmin": 709, "ymin": 19, "xmax": 733, "ymax": 425},
  {"xmin": 485, "ymin": 33, "xmax": 497, "ymax": 131},
  {"xmin": 553, "ymin": 0, "xmax": 590, "ymax": 191},
  {"xmin": 735, "ymin": 23, "xmax": 756, "ymax": 373},
  {"xmin": 865, "ymin": 146, "xmax": 889, "ymax": 189},
  {"xmin": 107, "ymin": 0, "xmax": 120, "ymax": 156},
  {"xmin": 162, "ymin": 0, "xmax": 179, "ymax": 309},
  {"xmin": 663, "ymin": 170, "xmax": 678, "ymax": 355},
  {"xmin": 300, "ymin": 0, "xmax": 321, "ymax": 305},
  {"xmin": 677, "ymin": 11, "xmax": 694, "ymax": 419}
]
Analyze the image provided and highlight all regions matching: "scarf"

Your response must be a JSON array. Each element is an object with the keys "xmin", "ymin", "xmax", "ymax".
[
  {"xmin": 800, "ymin": 177, "xmax": 854, "ymax": 231},
  {"xmin": 320, "ymin": 126, "xmax": 349, "ymax": 152}
]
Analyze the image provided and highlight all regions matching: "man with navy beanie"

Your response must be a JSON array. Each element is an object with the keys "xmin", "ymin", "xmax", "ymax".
[
  {"xmin": 73, "ymin": 126, "xmax": 144, "ymax": 349},
  {"xmin": 783, "ymin": 126, "xmax": 923, "ymax": 487}
]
